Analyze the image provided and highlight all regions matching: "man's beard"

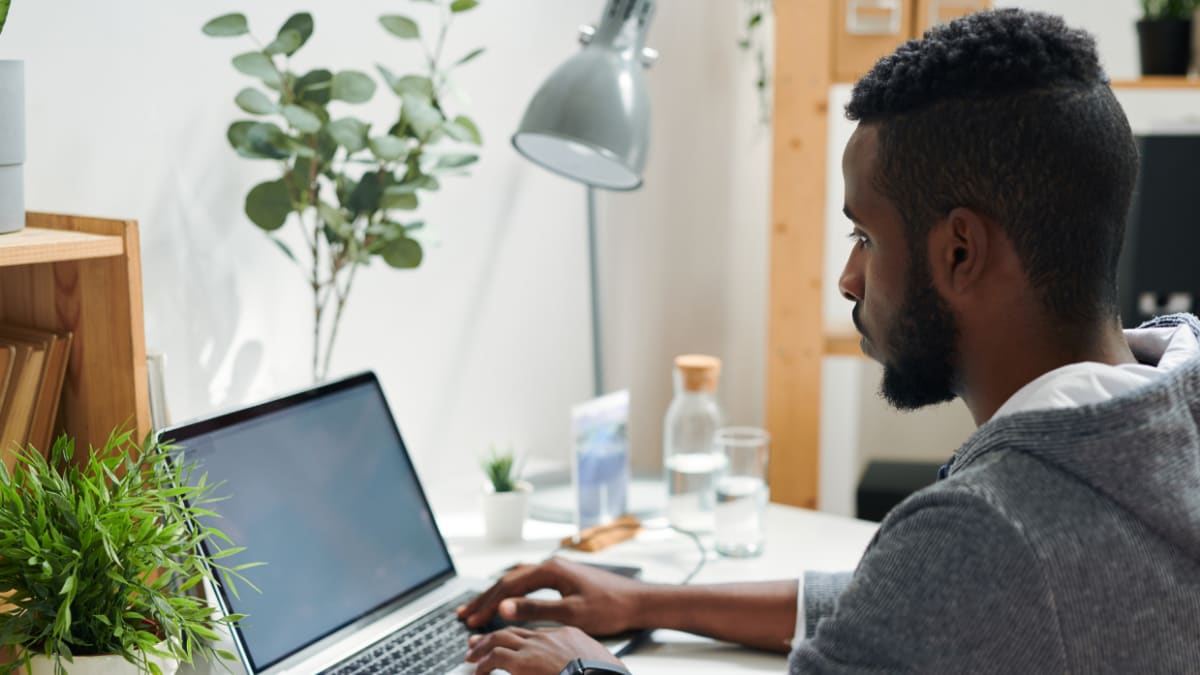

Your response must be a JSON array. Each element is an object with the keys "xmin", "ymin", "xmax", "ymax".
[{"xmin": 860, "ymin": 253, "xmax": 960, "ymax": 410}]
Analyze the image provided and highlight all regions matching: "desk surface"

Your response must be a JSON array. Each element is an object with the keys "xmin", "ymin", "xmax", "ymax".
[{"xmin": 184, "ymin": 500, "xmax": 878, "ymax": 674}]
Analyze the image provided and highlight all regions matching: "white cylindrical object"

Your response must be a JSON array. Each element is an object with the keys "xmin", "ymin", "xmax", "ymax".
[
  {"xmin": 0, "ymin": 60, "xmax": 25, "ymax": 234},
  {"xmin": 481, "ymin": 481, "xmax": 531, "ymax": 543}
]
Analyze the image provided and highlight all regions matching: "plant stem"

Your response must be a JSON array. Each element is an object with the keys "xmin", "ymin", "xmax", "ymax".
[
  {"xmin": 311, "ymin": 206, "xmax": 322, "ymax": 383},
  {"xmin": 320, "ymin": 255, "xmax": 360, "ymax": 381}
]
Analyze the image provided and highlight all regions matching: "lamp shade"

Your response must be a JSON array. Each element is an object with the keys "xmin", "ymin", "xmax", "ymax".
[{"xmin": 512, "ymin": 0, "xmax": 657, "ymax": 191}]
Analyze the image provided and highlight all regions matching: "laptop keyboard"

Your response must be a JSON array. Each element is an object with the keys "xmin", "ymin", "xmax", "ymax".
[{"xmin": 322, "ymin": 590, "xmax": 478, "ymax": 675}]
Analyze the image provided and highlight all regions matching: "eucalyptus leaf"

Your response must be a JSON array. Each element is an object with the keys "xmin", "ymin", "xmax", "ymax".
[
  {"xmin": 401, "ymin": 93, "xmax": 444, "ymax": 138},
  {"xmin": 395, "ymin": 75, "xmax": 434, "ymax": 99},
  {"xmin": 264, "ymin": 29, "xmax": 302, "ymax": 56},
  {"xmin": 375, "ymin": 64, "xmax": 403, "ymax": 93},
  {"xmin": 331, "ymin": 70, "xmax": 377, "ymax": 103},
  {"xmin": 317, "ymin": 201, "xmax": 348, "ymax": 229},
  {"xmin": 347, "ymin": 171, "xmax": 389, "ymax": 213},
  {"xmin": 234, "ymin": 88, "xmax": 277, "ymax": 115},
  {"xmin": 231, "ymin": 122, "xmax": 292, "ymax": 160},
  {"xmin": 327, "ymin": 118, "xmax": 370, "ymax": 152},
  {"xmin": 381, "ymin": 187, "xmax": 419, "ymax": 210},
  {"xmin": 245, "ymin": 179, "xmax": 293, "ymax": 230},
  {"xmin": 443, "ymin": 115, "xmax": 482, "ymax": 144},
  {"xmin": 282, "ymin": 104, "xmax": 322, "ymax": 133},
  {"xmin": 379, "ymin": 15, "xmax": 420, "ymax": 39},
  {"xmin": 435, "ymin": 153, "xmax": 478, "ymax": 169},
  {"xmin": 202, "ymin": 13, "xmax": 249, "ymax": 37},
  {"xmin": 455, "ymin": 47, "xmax": 486, "ymax": 66},
  {"xmin": 232, "ymin": 52, "xmax": 282, "ymax": 88},
  {"xmin": 382, "ymin": 237, "xmax": 424, "ymax": 268},
  {"xmin": 450, "ymin": 0, "xmax": 479, "ymax": 12},
  {"xmin": 278, "ymin": 12, "xmax": 314, "ymax": 54},
  {"xmin": 270, "ymin": 237, "xmax": 297, "ymax": 263},
  {"xmin": 296, "ymin": 69, "xmax": 333, "ymax": 104},
  {"xmin": 369, "ymin": 135, "xmax": 408, "ymax": 161}
]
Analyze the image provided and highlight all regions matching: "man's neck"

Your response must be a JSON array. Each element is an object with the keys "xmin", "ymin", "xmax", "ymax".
[{"xmin": 959, "ymin": 320, "xmax": 1135, "ymax": 426}]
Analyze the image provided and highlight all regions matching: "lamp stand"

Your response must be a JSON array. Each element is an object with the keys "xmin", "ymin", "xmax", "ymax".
[{"xmin": 587, "ymin": 186, "xmax": 605, "ymax": 397}]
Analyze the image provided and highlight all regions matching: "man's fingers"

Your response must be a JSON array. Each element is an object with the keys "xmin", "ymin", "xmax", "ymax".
[
  {"xmin": 472, "ymin": 646, "xmax": 518, "ymax": 675},
  {"xmin": 462, "ymin": 564, "xmax": 575, "ymax": 628},
  {"xmin": 499, "ymin": 596, "xmax": 576, "ymax": 624},
  {"xmin": 465, "ymin": 627, "xmax": 536, "ymax": 665}
]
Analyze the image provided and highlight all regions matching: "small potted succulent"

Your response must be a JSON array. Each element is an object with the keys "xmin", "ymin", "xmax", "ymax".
[
  {"xmin": 0, "ymin": 429, "xmax": 259, "ymax": 675},
  {"xmin": 1137, "ymin": 0, "xmax": 1199, "ymax": 75},
  {"xmin": 480, "ymin": 447, "xmax": 531, "ymax": 543}
]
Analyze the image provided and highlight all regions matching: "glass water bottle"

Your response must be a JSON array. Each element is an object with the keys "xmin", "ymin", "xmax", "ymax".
[{"xmin": 662, "ymin": 354, "xmax": 725, "ymax": 532}]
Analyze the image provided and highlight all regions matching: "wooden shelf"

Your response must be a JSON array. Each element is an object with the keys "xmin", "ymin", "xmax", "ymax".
[
  {"xmin": 824, "ymin": 331, "xmax": 865, "ymax": 358},
  {"xmin": 0, "ymin": 226, "xmax": 124, "ymax": 267},
  {"xmin": 1111, "ymin": 76, "xmax": 1200, "ymax": 90}
]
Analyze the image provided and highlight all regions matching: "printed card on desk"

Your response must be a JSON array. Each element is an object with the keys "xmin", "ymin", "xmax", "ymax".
[{"xmin": 570, "ymin": 390, "xmax": 630, "ymax": 532}]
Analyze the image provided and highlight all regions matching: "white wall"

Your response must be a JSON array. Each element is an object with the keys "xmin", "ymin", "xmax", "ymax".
[{"xmin": 0, "ymin": 1, "xmax": 771, "ymax": 489}]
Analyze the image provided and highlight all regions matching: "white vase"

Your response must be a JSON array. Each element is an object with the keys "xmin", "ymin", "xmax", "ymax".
[
  {"xmin": 482, "ymin": 480, "xmax": 532, "ymax": 543},
  {"xmin": 0, "ymin": 59, "xmax": 25, "ymax": 234},
  {"xmin": 26, "ymin": 651, "xmax": 179, "ymax": 675}
]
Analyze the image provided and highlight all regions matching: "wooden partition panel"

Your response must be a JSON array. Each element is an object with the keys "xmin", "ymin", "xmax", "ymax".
[
  {"xmin": 0, "ymin": 213, "xmax": 149, "ymax": 459},
  {"xmin": 766, "ymin": 0, "xmax": 834, "ymax": 509}
]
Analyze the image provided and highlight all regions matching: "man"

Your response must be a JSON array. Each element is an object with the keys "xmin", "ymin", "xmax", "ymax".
[{"xmin": 457, "ymin": 9, "xmax": 1200, "ymax": 674}]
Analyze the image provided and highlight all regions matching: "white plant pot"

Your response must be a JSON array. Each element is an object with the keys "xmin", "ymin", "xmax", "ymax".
[
  {"xmin": 26, "ymin": 650, "xmax": 179, "ymax": 675},
  {"xmin": 0, "ymin": 59, "xmax": 25, "ymax": 234},
  {"xmin": 482, "ymin": 480, "xmax": 532, "ymax": 543}
]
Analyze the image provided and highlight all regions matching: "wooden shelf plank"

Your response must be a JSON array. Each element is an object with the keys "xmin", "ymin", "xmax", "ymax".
[
  {"xmin": 0, "ymin": 226, "xmax": 124, "ymax": 267},
  {"xmin": 1111, "ymin": 76, "xmax": 1200, "ymax": 90},
  {"xmin": 824, "ymin": 331, "xmax": 865, "ymax": 358}
]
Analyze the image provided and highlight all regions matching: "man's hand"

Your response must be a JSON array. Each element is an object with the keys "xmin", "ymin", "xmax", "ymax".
[
  {"xmin": 456, "ymin": 557, "xmax": 646, "ymax": 636},
  {"xmin": 464, "ymin": 626, "xmax": 625, "ymax": 675}
]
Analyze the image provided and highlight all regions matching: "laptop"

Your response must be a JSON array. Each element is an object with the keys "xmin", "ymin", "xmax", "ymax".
[{"xmin": 158, "ymin": 371, "xmax": 489, "ymax": 675}]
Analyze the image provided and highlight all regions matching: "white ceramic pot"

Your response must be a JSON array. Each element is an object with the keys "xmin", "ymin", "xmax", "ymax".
[
  {"xmin": 0, "ymin": 59, "xmax": 25, "ymax": 234},
  {"xmin": 26, "ymin": 650, "xmax": 179, "ymax": 675},
  {"xmin": 482, "ymin": 480, "xmax": 532, "ymax": 543}
]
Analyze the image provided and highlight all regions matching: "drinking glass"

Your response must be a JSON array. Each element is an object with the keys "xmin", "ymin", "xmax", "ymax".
[{"xmin": 713, "ymin": 427, "xmax": 770, "ymax": 557}]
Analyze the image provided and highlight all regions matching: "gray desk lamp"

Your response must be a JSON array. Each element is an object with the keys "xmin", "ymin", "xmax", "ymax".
[{"xmin": 513, "ymin": 0, "xmax": 658, "ymax": 396}]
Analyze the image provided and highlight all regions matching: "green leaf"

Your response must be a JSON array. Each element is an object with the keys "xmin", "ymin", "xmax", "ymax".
[
  {"xmin": 379, "ymin": 15, "xmax": 420, "ymax": 39},
  {"xmin": 455, "ymin": 47, "xmax": 486, "ymax": 66},
  {"xmin": 382, "ymin": 237, "xmax": 424, "ymax": 268},
  {"xmin": 264, "ymin": 29, "xmax": 302, "ymax": 57},
  {"xmin": 296, "ymin": 69, "xmax": 334, "ymax": 105},
  {"xmin": 232, "ymin": 52, "xmax": 282, "ymax": 88},
  {"xmin": 327, "ymin": 118, "xmax": 370, "ymax": 152},
  {"xmin": 234, "ymin": 88, "xmax": 277, "ymax": 115},
  {"xmin": 202, "ymin": 13, "xmax": 249, "ymax": 37},
  {"xmin": 450, "ymin": 0, "xmax": 479, "ymax": 12},
  {"xmin": 278, "ymin": 12, "xmax": 314, "ymax": 54},
  {"xmin": 318, "ymin": 201, "xmax": 348, "ymax": 229},
  {"xmin": 402, "ymin": 93, "xmax": 444, "ymax": 138},
  {"xmin": 240, "ymin": 122, "xmax": 292, "ymax": 160},
  {"xmin": 443, "ymin": 115, "xmax": 482, "ymax": 144},
  {"xmin": 382, "ymin": 187, "xmax": 419, "ymax": 210},
  {"xmin": 435, "ymin": 153, "xmax": 478, "ymax": 169},
  {"xmin": 271, "ymin": 237, "xmax": 297, "ymax": 263},
  {"xmin": 748, "ymin": 12, "xmax": 763, "ymax": 28},
  {"xmin": 282, "ymin": 104, "xmax": 322, "ymax": 133},
  {"xmin": 396, "ymin": 75, "xmax": 434, "ymax": 99},
  {"xmin": 369, "ymin": 135, "xmax": 407, "ymax": 161},
  {"xmin": 347, "ymin": 171, "xmax": 390, "ymax": 213},
  {"xmin": 331, "ymin": 71, "xmax": 377, "ymax": 103},
  {"xmin": 245, "ymin": 179, "xmax": 293, "ymax": 231},
  {"xmin": 59, "ymin": 575, "xmax": 75, "ymax": 596}
]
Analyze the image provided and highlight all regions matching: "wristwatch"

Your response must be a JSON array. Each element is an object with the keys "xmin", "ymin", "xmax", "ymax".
[{"xmin": 558, "ymin": 657, "xmax": 633, "ymax": 675}]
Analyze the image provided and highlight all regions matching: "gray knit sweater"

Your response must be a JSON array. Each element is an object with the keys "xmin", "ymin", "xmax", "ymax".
[{"xmin": 790, "ymin": 314, "xmax": 1200, "ymax": 674}]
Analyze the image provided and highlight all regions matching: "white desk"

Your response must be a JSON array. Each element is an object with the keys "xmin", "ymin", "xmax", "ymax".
[{"xmin": 184, "ymin": 501, "xmax": 877, "ymax": 674}]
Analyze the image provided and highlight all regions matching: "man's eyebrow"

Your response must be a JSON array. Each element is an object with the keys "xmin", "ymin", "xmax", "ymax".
[{"xmin": 842, "ymin": 205, "xmax": 861, "ymax": 224}]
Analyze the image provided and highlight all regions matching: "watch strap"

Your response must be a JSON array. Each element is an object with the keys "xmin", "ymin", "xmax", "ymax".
[{"xmin": 559, "ymin": 657, "xmax": 633, "ymax": 675}]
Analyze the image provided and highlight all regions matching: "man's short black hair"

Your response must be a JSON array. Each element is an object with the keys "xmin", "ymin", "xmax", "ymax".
[{"xmin": 847, "ymin": 9, "xmax": 1138, "ymax": 326}]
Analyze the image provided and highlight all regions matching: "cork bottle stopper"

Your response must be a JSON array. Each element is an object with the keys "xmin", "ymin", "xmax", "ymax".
[{"xmin": 674, "ymin": 354, "xmax": 721, "ymax": 392}]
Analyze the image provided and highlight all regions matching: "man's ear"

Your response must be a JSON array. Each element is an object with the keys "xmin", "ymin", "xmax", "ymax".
[{"xmin": 931, "ymin": 207, "xmax": 990, "ymax": 297}]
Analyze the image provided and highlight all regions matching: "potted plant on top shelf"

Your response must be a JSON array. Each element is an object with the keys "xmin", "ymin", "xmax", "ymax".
[
  {"xmin": 0, "ymin": 0, "xmax": 26, "ymax": 235},
  {"xmin": 1137, "ymin": 0, "xmax": 1199, "ymax": 76},
  {"xmin": 0, "ymin": 429, "xmax": 259, "ymax": 675}
]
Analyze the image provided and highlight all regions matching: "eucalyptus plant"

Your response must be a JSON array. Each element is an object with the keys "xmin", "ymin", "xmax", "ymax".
[
  {"xmin": 0, "ymin": 430, "xmax": 259, "ymax": 675},
  {"xmin": 203, "ymin": 1, "xmax": 484, "ymax": 382}
]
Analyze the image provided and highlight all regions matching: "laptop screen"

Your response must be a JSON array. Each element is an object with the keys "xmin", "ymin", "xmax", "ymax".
[{"xmin": 162, "ymin": 372, "xmax": 455, "ymax": 672}]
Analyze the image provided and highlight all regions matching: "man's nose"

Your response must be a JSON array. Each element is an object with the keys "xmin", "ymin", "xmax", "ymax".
[{"xmin": 839, "ymin": 250, "xmax": 864, "ymax": 303}]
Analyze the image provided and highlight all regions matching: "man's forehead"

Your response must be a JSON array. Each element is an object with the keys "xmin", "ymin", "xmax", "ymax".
[{"xmin": 843, "ymin": 124, "xmax": 878, "ymax": 174}]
